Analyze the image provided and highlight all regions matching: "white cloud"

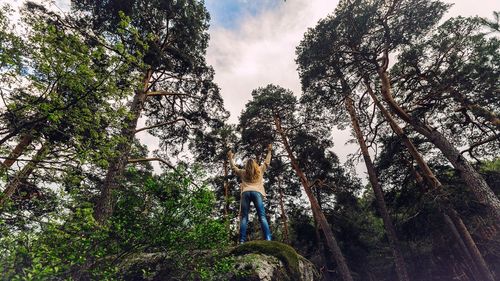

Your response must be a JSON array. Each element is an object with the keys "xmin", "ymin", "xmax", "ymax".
[
  {"xmin": 206, "ymin": 0, "xmax": 499, "ymax": 180},
  {"xmin": 441, "ymin": 0, "xmax": 498, "ymax": 19},
  {"xmin": 206, "ymin": 0, "xmax": 368, "ymax": 179},
  {"xmin": 207, "ymin": 0, "xmax": 339, "ymax": 124},
  {"xmin": 3, "ymin": 0, "xmax": 497, "ymax": 178}
]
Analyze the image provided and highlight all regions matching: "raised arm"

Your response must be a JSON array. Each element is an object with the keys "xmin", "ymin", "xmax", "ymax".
[
  {"xmin": 261, "ymin": 144, "xmax": 272, "ymax": 172},
  {"xmin": 228, "ymin": 150, "xmax": 244, "ymax": 176}
]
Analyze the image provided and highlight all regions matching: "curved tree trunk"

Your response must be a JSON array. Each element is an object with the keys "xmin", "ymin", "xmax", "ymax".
[
  {"xmin": 1, "ymin": 133, "xmax": 34, "ymax": 169},
  {"xmin": 93, "ymin": 69, "xmax": 153, "ymax": 224},
  {"xmin": 366, "ymin": 81, "xmax": 495, "ymax": 281},
  {"xmin": 273, "ymin": 115, "xmax": 354, "ymax": 281},
  {"xmin": 377, "ymin": 70, "xmax": 500, "ymax": 223},
  {"xmin": 344, "ymin": 95, "xmax": 410, "ymax": 281},
  {"xmin": 0, "ymin": 141, "xmax": 51, "ymax": 208}
]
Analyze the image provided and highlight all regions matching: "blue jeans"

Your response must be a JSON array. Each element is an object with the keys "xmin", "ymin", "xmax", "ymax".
[{"xmin": 239, "ymin": 191, "xmax": 272, "ymax": 242}]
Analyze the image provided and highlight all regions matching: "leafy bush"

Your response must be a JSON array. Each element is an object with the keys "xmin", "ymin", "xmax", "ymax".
[{"xmin": 0, "ymin": 168, "xmax": 233, "ymax": 280}]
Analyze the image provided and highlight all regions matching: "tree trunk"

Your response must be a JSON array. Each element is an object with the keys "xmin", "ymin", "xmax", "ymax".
[
  {"xmin": 446, "ymin": 208, "xmax": 496, "ymax": 281},
  {"xmin": 0, "ymin": 141, "xmax": 51, "ymax": 208},
  {"xmin": 93, "ymin": 69, "xmax": 153, "ymax": 224},
  {"xmin": 223, "ymin": 157, "xmax": 232, "ymax": 240},
  {"xmin": 1, "ymin": 133, "xmax": 34, "ymax": 169},
  {"xmin": 344, "ymin": 95, "xmax": 410, "ymax": 281},
  {"xmin": 273, "ymin": 115, "xmax": 354, "ymax": 281},
  {"xmin": 278, "ymin": 176, "xmax": 290, "ymax": 243},
  {"xmin": 377, "ymin": 70, "xmax": 500, "ymax": 223},
  {"xmin": 366, "ymin": 81, "xmax": 495, "ymax": 281},
  {"xmin": 223, "ymin": 157, "xmax": 229, "ymax": 219}
]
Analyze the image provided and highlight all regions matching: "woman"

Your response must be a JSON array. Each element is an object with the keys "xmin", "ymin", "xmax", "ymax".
[{"xmin": 228, "ymin": 144, "xmax": 272, "ymax": 243}]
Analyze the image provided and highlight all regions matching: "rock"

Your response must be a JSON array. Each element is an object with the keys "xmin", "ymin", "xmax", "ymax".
[
  {"xmin": 228, "ymin": 240, "xmax": 320, "ymax": 281},
  {"xmin": 116, "ymin": 252, "xmax": 172, "ymax": 280},
  {"xmin": 115, "ymin": 241, "xmax": 320, "ymax": 280}
]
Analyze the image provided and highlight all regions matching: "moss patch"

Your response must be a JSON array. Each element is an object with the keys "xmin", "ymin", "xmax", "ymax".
[{"xmin": 230, "ymin": 241, "xmax": 300, "ymax": 280}]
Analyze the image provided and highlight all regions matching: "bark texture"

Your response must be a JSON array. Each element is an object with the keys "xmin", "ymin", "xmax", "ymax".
[
  {"xmin": 378, "ymin": 70, "xmax": 500, "ymax": 223},
  {"xmin": 94, "ymin": 70, "xmax": 153, "ymax": 224},
  {"xmin": 0, "ymin": 141, "xmax": 50, "ymax": 207},
  {"xmin": 274, "ymin": 115, "xmax": 353, "ymax": 281},
  {"xmin": 344, "ymin": 95, "xmax": 410, "ymax": 281},
  {"xmin": 1, "ymin": 133, "xmax": 34, "ymax": 169},
  {"xmin": 278, "ymin": 176, "xmax": 290, "ymax": 243}
]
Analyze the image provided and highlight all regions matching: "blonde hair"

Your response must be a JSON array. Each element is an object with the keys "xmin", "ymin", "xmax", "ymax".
[{"xmin": 243, "ymin": 159, "xmax": 261, "ymax": 182}]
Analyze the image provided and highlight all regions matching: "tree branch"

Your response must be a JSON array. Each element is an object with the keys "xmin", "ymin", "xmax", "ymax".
[
  {"xmin": 146, "ymin": 90, "xmax": 192, "ymax": 98},
  {"xmin": 127, "ymin": 157, "xmax": 175, "ymax": 169},
  {"xmin": 127, "ymin": 158, "xmax": 204, "ymax": 189},
  {"xmin": 135, "ymin": 118, "xmax": 186, "ymax": 134},
  {"xmin": 460, "ymin": 134, "xmax": 500, "ymax": 157}
]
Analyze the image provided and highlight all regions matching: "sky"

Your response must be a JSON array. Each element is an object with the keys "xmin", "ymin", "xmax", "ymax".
[
  {"xmin": 205, "ymin": 0, "xmax": 499, "ymax": 124},
  {"xmin": 203, "ymin": 0, "xmax": 499, "ymax": 178},
  {"xmin": 2, "ymin": 0, "xmax": 499, "ymax": 178}
]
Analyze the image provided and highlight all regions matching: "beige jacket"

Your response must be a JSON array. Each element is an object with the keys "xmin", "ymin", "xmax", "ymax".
[{"xmin": 229, "ymin": 150, "xmax": 272, "ymax": 197}]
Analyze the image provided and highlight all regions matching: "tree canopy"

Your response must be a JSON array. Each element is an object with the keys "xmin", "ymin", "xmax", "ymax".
[{"xmin": 0, "ymin": 1, "xmax": 498, "ymax": 281}]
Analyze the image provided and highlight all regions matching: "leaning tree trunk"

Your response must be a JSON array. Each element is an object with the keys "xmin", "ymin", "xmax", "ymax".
[
  {"xmin": 0, "ymin": 141, "xmax": 51, "ymax": 208},
  {"xmin": 273, "ymin": 115, "xmax": 354, "ymax": 281},
  {"xmin": 344, "ymin": 95, "xmax": 410, "ymax": 281},
  {"xmin": 442, "ymin": 212, "xmax": 479, "ymax": 280},
  {"xmin": 409, "ymin": 162, "xmax": 479, "ymax": 280},
  {"xmin": 93, "ymin": 69, "xmax": 153, "ymax": 224},
  {"xmin": 1, "ymin": 133, "xmax": 34, "ymax": 169},
  {"xmin": 378, "ymin": 70, "xmax": 500, "ymax": 224},
  {"xmin": 277, "ymin": 176, "xmax": 290, "ymax": 244},
  {"xmin": 366, "ymin": 81, "xmax": 495, "ymax": 281},
  {"xmin": 446, "ymin": 208, "xmax": 495, "ymax": 281}
]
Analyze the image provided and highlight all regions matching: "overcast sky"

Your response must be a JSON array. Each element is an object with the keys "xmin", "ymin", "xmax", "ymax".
[
  {"xmin": 3, "ymin": 0, "xmax": 498, "ymax": 177},
  {"xmin": 205, "ymin": 0, "xmax": 499, "ymax": 124},
  {"xmin": 203, "ymin": 0, "xmax": 499, "ymax": 177}
]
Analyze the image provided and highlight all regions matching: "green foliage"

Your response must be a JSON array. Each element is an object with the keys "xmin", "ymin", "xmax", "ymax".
[
  {"xmin": 239, "ymin": 84, "xmax": 296, "ymax": 156},
  {"xmin": 480, "ymin": 158, "xmax": 500, "ymax": 173},
  {"xmin": 1, "ymin": 0, "xmax": 498, "ymax": 280},
  {"xmin": 0, "ymin": 5, "xmax": 23, "ymax": 73},
  {"xmin": 0, "ymin": 168, "xmax": 231, "ymax": 280},
  {"xmin": 0, "ymin": 206, "xmax": 117, "ymax": 280}
]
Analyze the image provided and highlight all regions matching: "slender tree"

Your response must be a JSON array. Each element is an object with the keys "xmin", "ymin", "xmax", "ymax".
[
  {"xmin": 239, "ymin": 84, "xmax": 354, "ymax": 281},
  {"xmin": 364, "ymin": 78, "xmax": 495, "ymax": 281},
  {"xmin": 297, "ymin": 17, "xmax": 411, "ymax": 279},
  {"xmin": 70, "ymin": 0, "xmax": 226, "ymax": 223}
]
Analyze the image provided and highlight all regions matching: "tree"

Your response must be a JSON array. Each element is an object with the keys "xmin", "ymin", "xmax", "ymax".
[
  {"xmin": 69, "ymin": 0, "xmax": 226, "ymax": 223},
  {"xmin": 364, "ymin": 79, "xmax": 495, "ymax": 281},
  {"xmin": 298, "ymin": 5, "xmax": 499, "ymax": 280},
  {"xmin": 239, "ymin": 84, "xmax": 354, "ymax": 281},
  {"xmin": 0, "ymin": 3, "xmax": 130, "ymax": 210},
  {"xmin": 332, "ymin": 0, "xmax": 500, "ymax": 222},
  {"xmin": 191, "ymin": 124, "xmax": 239, "ymax": 224},
  {"xmin": 297, "ymin": 15, "xmax": 411, "ymax": 280},
  {"xmin": 391, "ymin": 16, "xmax": 499, "ymax": 161}
]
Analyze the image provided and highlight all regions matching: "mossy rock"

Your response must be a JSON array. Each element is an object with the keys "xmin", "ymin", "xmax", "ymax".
[
  {"xmin": 230, "ymin": 241, "xmax": 310, "ymax": 280},
  {"xmin": 230, "ymin": 253, "xmax": 289, "ymax": 281}
]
